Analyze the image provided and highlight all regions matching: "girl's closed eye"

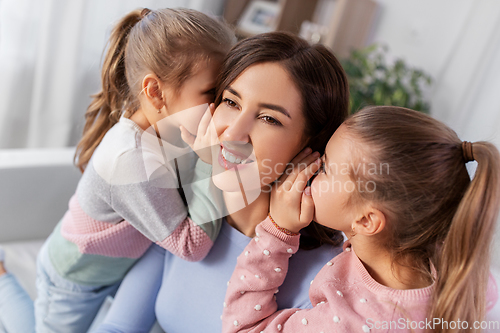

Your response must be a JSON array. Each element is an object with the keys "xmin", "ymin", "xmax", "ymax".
[
  {"xmin": 319, "ymin": 160, "xmax": 326, "ymax": 174},
  {"xmin": 204, "ymin": 88, "xmax": 216, "ymax": 101},
  {"xmin": 204, "ymin": 88, "xmax": 216, "ymax": 96}
]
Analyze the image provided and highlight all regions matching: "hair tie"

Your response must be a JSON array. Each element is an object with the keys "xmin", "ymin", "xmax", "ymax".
[
  {"xmin": 462, "ymin": 141, "xmax": 474, "ymax": 163},
  {"xmin": 140, "ymin": 8, "xmax": 152, "ymax": 19}
]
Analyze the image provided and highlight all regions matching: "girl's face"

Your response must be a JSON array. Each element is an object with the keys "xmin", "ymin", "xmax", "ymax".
[
  {"xmin": 165, "ymin": 59, "xmax": 221, "ymax": 114},
  {"xmin": 212, "ymin": 62, "xmax": 307, "ymax": 193},
  {"xmin": 310, "ymin": 125, "xmax": 359, "ymax": 234},
  {"xmin": 159, "ymin": 59, "xmax": 222, "ymax": 132}
]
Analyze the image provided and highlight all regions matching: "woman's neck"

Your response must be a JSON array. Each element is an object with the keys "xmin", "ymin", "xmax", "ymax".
[
  {"xmin": 224, "ymin": 189, "xmax": 270, "ymax": 237},
  {"xmin": 351, "ymin": 237, "xmax": 432, "ymax": 290}
]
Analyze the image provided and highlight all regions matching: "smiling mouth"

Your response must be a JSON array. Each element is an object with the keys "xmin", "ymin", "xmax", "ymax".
[{"xmin": 221, "ymin": 146, "xmax": 254, "ymax": 165}]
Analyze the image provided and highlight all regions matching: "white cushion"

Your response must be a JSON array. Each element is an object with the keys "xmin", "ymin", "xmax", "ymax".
[{"xmin": 1, "ymin": 239, "xmax": 44, "ymax": 299}]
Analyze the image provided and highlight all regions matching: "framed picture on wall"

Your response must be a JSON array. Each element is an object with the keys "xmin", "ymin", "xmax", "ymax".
[{"xmin": 237, "ymin": 0, "xmax": 281, "ymax": 36}]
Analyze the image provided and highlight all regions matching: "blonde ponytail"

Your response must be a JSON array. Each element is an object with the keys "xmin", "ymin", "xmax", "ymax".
[
  {"xmin": 75, "ymin": 9, "xmax": 142, "ymax": 172},
  {"xmin": 74, "ymin": 8, "xmax": 235, "ymax": 172},
  {"xmin": 343, "ymin": 107, "xmax": 500, "ymax": 333},
  {"xmin": 431, "ymin": 142, "xmax": 500, "ymax": 333}
]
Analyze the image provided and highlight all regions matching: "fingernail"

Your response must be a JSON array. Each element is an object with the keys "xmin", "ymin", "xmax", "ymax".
[
  {"xmin": 304, "ymin": 147, "xmax": 312, "ymax": 154},
  {"xmin": 312, "ymin": 152, "xmax": 320, "ymax": 158},
  {"xmin": 305, "ymin": 187, "xmax": 311, "ymax": 196}
]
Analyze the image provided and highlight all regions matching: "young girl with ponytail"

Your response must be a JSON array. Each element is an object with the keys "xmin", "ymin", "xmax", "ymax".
[
  {"xmin": 0, "ymin": 7, "xmax": 234, "ymax": 333},
  {"xmin": 223, "ymin": 106, "xmax": 500, "ymax": 333}
]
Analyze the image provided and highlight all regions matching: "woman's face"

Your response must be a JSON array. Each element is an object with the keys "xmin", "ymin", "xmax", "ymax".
[{"xmin": 211, "ymin": 62, "xmax": 307, "ymax": 194}]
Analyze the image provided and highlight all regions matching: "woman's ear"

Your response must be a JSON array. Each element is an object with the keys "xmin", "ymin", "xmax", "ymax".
[
  {"xmin": 352, "ymin": 206, "xmax": 386, "ymax": 236},
  {"xmin": 141, "ymin": 74, "xmax": 165, "ymax": 110}
]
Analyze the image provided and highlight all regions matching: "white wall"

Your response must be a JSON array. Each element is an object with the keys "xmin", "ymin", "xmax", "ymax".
[
  {"xmin": 0, "ymin": 0, "xmax": 225, "ymax": 149},
  {"xmin": 368, "ymin": 0, "xmax": 500, "ymax": 269}
]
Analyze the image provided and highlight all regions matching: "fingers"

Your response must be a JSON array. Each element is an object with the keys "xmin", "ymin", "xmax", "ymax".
[
  {"xmin": 288, "ymin": 152, "xmax": 320, "ymax": 184},
  {"xmin": 277, "ymin": 147, "xmax": 312, "ymax": 186},
  {"xmin": 280, "ymin": 147, "xmax": 312, "ymax": 180},
  {"xmin": 197, "ymin": 104, "xmax": 214, "ymax": 137},
  {"xmin": 290, "ymin": 147, "xmax": 313, "ymax": 165},
  {"xmin": 292, "ymin": 158, "xmax": 321, "ymax": 193},
  {"xmin": 280, "ymin": 152, "xmax": 320, "ymax": 191},
  {"xmin": 299, "ymin": 187, "xmax": 315, "ymax": 224},
  {"xmin": 180, "ymin": 125, "xmax": 195, "ymax": 148}
]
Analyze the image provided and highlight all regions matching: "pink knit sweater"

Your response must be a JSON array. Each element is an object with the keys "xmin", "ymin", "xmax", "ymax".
[{"xmin": 222, "ymin": 217, "xmax": 435, "ymax": 333}]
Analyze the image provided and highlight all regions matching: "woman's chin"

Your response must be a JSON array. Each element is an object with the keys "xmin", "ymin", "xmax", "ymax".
[{"xmin": 212, "ymin": 161, "xmax": 262, "ymax": 192}]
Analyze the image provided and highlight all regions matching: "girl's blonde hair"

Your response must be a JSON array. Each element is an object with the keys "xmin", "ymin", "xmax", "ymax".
[
  {"xmin": 75, "ymin": 8, "xmax": 235, "ymax": 171},
  {"xmin": 343, "ymin": 106, "xmax": 500, "ymax": 333}
]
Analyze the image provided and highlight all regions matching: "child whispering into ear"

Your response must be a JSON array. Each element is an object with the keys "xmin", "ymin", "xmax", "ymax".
[
  {"xmin": 223, "ymin": 106, "xmax": 499, "ymax": 333},
  {"xmin": 0, "ymin": 8, "xmax": 234, "ymax": 333}
]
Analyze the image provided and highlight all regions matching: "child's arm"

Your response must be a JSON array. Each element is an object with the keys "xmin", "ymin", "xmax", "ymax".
[
  {"xmin": 222, "ymin": 218, "xmax": 331, "ymax": 333},
  {"xmin": 108, "ymin": 153, "xmax": 224, "ymax": 262},
  {"xmin": 105, "ymin": 106, "xmax": 223, "ymax": 261},
  {"xmin": 223, "ymin": 150, "xmax": 327, "ymax": 332}
]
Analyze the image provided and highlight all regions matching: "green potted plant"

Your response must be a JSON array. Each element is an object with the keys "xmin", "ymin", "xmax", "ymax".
[{"xmin": 341, "ymin": 44, "xmax": 432, "ymax": 114}]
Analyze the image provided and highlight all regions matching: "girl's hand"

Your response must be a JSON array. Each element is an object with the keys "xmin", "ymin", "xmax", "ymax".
[
  {"xmin": 180, "ymin": 103, "xmax": 217, "ymax": 164},
  {"xmin": 269, "ymin": 148, "xmax": 321, "ymax": 234}
]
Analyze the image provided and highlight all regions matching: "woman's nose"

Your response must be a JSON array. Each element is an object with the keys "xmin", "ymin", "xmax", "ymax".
[{"xmin": 221, "ymin": 111, "xmax": 253, "ymax": 143}]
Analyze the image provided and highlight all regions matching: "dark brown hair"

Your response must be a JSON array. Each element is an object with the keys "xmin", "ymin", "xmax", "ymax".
[
  {"xmin": 75, "ymin": 8, "xmax": 235, "ymax": 172},
  {"xmin": 344, "ymin": 106, "xmax": 500, "ymax": 333},
  {"xmin": 215, "ymin": 32, "xmax": 350, "ymax": 249}
]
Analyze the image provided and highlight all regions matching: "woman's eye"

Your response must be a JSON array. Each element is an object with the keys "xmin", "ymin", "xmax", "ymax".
[
  {"xmin": 260, "ymin": 116, "xmax": 282, "ymax": 126},
  {"xmin": 223, "ymin": 98, "xmax": 238, "ymax": 109}
]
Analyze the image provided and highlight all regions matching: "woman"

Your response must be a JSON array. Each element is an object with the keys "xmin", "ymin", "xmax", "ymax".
[{"xmin": 96, "ymin": 31, "xmax": 350, "ymax": 333}]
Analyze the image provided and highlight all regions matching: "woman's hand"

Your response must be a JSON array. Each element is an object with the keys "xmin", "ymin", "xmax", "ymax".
[
  {"xmin": 269, "ymin": 148, "xmax": 321, "ymax": 234},
  {"xmin": 180, "ymin": 103, "xmax": 217, "ymax": 164}
]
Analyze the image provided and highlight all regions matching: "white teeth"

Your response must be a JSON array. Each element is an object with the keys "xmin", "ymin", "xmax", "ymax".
[{"xmin": 222, "ymin": 147, "xmax": 251, "ymax": 165}]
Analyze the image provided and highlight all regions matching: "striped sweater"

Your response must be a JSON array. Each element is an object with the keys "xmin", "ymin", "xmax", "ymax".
[{"xmin": 48, "ymin": 117, "xmax": 225, "ymax": 285}]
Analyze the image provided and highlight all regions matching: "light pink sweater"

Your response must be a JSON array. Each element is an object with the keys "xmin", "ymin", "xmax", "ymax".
[{"xmin": 222, "ymin": 217, "xmax": 435, "ymax": 333}]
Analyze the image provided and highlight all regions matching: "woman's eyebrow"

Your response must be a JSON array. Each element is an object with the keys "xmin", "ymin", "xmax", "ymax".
[
  {"xmin": 225, "ymin": 86, "xmax": 241, "ymax": 98},
  {"xmin": 225, "ymin": 86, "xmax": 291, "ymax": 119},
  {"xmin": 258, "ymin": 103, "xmax": 291, "ymax": 119}
]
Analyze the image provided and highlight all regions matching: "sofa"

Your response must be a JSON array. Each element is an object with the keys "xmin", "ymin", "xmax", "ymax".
[
  {"xmin": 0, "ymin": 148, "xmax": 164, "ymax": 332},
  {"xmin": 0, "ymin": 148, "xmax": 499, "ymax": 331}
]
